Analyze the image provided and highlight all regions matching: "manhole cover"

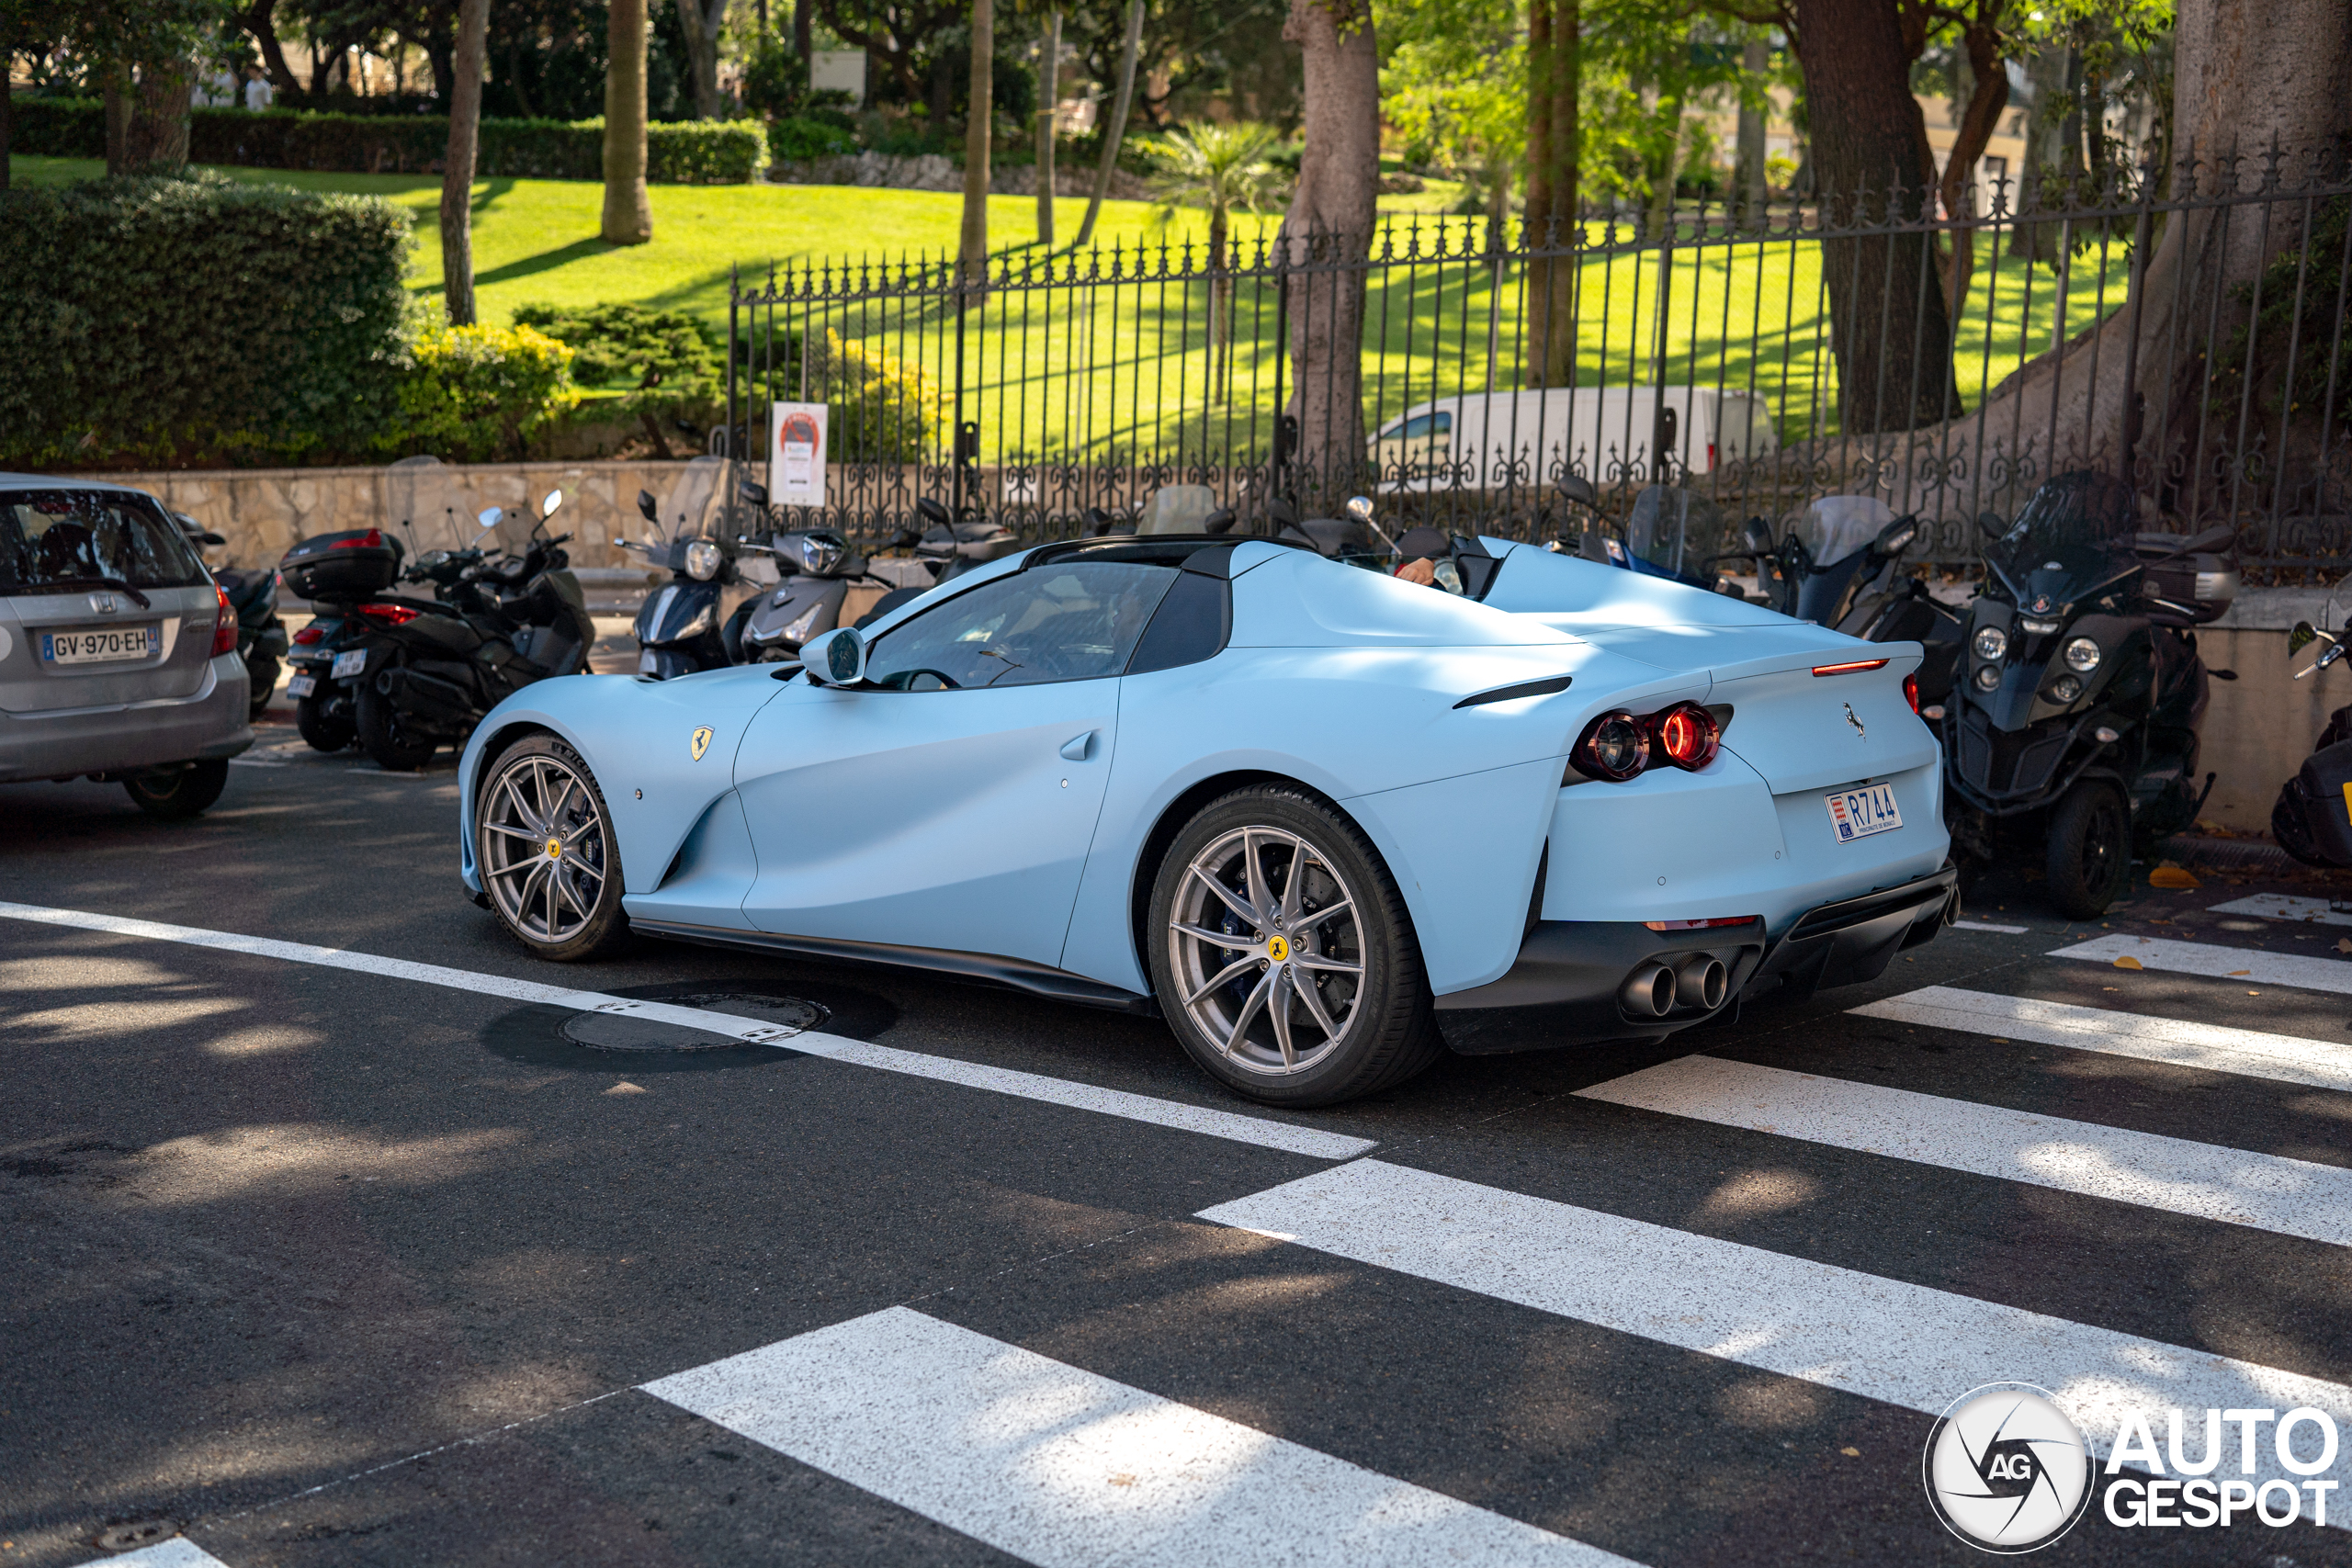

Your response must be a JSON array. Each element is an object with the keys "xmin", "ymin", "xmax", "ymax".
[
  {"xmin": 560, "ymin": 994, "xmax": 824, "ymax": 1054},
  {"xmin": 94, "ymin": 1520, "xmax": 178, "ymax": 1552}
]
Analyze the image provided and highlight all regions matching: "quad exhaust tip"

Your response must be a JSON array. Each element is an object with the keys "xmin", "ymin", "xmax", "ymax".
[
  {"xmin": 1675, "ymin": 954, "xmax": 1728, "ymax": 1012},
  {"xmin": 1620, "ymin": 955, "xmax": 1729, "ymax": 1017},
  {"xmin": 1621, "ymin": 962, "xmax": 1676, "ymax": 1017}
]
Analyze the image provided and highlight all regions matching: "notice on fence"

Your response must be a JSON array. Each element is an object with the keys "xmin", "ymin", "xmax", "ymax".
[{"xmin": 769, "ymin": 403, "xmax": 828, "ymax": 510}]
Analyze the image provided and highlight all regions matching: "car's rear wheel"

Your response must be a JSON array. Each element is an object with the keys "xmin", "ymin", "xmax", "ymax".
[
  {"xmin": 296, "ymin": 689, "xmax": 354, "ymax": 751},
  {"xmin": 123, "ymin": 759, "xmax": 230, "ymax": 821},
  {"xmin": 1148, "ymin": 785, "xmax": 1440, "ymax": 1107},
  {"xmin": 356, "ymin": 682, "xmax": 437, "ymax": 772},
  {"xmin": 476, "ymin": 735, "xmax": 629, "ymax": 961}
]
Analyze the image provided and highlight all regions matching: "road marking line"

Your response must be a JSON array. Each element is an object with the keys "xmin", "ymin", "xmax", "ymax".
[
  {"xmin": 98, "ymin": 1543, "xmax": 232, "ymax": 1568},
  {"xmin": 1852, "ymin": 986, "xmax": 2352, "ymax": 1093},
  {"xmin": 2054, "ymin": 932, "xmax": 2352, "ymax": 994},
  {"xmin": 644, "ymin": 1306, "xmax": 1639, "ymax": 1568},
  {"xmin": 1198, "ymin": 1160, "xmax": 2352, "ymax": 1523},
  {"xmin": 1576, "ymin": 1054, "xmax": 2352, "ymax": 1246},
  {"xmin": 2211, "ymin": 894, "xmax": 2352, "ymax": 928},
  {"xmin": 0, "ymin": 901, "xmax": 1370, "ymax": 1162},
  {"xmin": 1951, "ymin": 919, "xmax": 2030, "ymax": 933}
]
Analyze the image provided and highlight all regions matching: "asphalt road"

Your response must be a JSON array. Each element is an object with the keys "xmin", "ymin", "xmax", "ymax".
[{"xmin": 6, "ymin": 734, "xmax": 2352, "ymax": 1568}]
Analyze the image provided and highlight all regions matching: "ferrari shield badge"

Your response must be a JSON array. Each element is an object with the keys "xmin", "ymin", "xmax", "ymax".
[{"xmin": 690, "ymin": 726, "xmax": 714, "ymax": 761}]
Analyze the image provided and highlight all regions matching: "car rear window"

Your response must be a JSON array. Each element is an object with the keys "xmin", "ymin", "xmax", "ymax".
[{"xmin": 0, "ymin": 489, "xmax": 208, "ymax": 594}]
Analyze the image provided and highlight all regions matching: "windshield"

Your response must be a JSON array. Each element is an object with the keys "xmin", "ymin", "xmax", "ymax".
[
  {"xmin": 1793, "ymin": 494, "xmax": 1893, "ymax": 568},
  {"xmin": 0, "ymin": 489, "xmax": 207, "ymax": 594},
  {"xmin": 1986, "ymin": 470, "xmax": 2141, "ymax": 606},
  {"xmin": 1624, "ymin": 486, "xmax": 1735, "ymax": 581},
  {"xmin": 653, "ymin": 457, "xmax": 729, "ymax": 541}
]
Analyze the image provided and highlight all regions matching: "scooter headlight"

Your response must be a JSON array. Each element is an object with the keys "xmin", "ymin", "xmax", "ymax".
[
  {"xmin": 781, "ymin": 602, "xmax": 826, "ymax": 647},
  {"xmin": 2063, "ymin": 636, "xmax": 2101, "ymax": 673},
  {"xmin": 2049, "ymin": 673, "xmax": 2084, "ymax": 703},
  {"xmin": 1972, "ymin": 626, "xmax": 2007, "ymax": 661},
  {"xmin": 684, "ymin": 539, "xmax": 723, "ymax": 581},
  {"xmin": 1973, "ymin": 664, "xmax": 2002, "ymax": 692},
  {"xmin": 798, "ymin": 532, "xmax": 846, "ymax": 576}
]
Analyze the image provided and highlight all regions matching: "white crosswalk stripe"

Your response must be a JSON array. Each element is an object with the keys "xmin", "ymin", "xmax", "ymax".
[
  {"xmin": 1849, "ymin": 986, "xmax": 2352, "ymax": 1092},
  {"xmin": 2211, "ymin": 894, "xmax": 2352, "ymax": 927},
  {"xmin": 1198, "ymin": 1158, "xmax": 2352, "ymax": 1523},
  {"xmin": 1575, "ymin": 1053, "xmax": 2352, "ymax": 1244},
  {"xmin": 2055, "ymin": 931, "xmax": 2352, "ymax": 993},
  {"xmin": 644, "ymin": 1306, "xmax": 1642, "ymax": 1567},
  {"xmin": 98, "ymin": 1542, "xmax": 232, "ymax": 1567}
]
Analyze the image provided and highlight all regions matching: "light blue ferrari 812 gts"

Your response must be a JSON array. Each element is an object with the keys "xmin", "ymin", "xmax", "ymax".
[{"xmin": 457, "ymin": 531, "xmax": 1954, "ymax": 1105}]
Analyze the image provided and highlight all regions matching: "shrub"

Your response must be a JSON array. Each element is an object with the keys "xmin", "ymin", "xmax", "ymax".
[
  {"xmin": 767, "ymin": 114, "xmax": 858, "ymax": 163},
  {"xmin": 379, "ymin": 321, "xmax": 578, "ymax": 463},
  {"xmin": 513, "ymin": 301, "xmax": 721, "ymax": 455},
  {"xmin": 807, "ymin": 330, "xmax": 945, "ymax": 464},
  {"xmin": 11, "ymin": 100, "xmax": 765, "ymax": 184},
  {"xmin": 0, "ymin": 171, "xmax": 413, "ymax": 468}
]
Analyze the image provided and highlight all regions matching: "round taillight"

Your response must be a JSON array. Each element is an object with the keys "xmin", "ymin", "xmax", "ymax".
[
  {"xmin": 1575, "ymin": 711, "xmax": 1650, "ymax": 782},
  {"xmin": 1654, "ymin": 703, "xmax": 1719, "ymax": 770}
]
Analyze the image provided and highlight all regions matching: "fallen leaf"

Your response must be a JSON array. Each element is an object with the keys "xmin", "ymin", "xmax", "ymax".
[
  {"xmin": 1841, "ymin": 1447, "xmax": 1861, "ymax": 1458},
  {"xmin": 2229, "ymin": 970, "xmax": 2251, "ymax": 976},
  {"xmin": 2248, "ymin": 991, "xmax": 2260, "ymax": 997},
  {"xmin": 2336, "ymin": 940, "xmax": 2351, "ymax": 954},
  {"xmin": 2149, "ymin": 865, "xmax": 2201, "ymax": 889},
  {"xmin": 1108, "ymin": 1473, "xmax": 1136, "ymax": 1487},
  {"xmin": 2113, "ymin": 955, "xmax": 2143, "ymax": 970},
  {"xmin": 605, "ymin": 1081, "xmax": 649, "ymax": 1096}
]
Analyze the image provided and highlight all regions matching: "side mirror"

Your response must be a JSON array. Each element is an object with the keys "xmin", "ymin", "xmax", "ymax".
[
  {"xmin": 1083, "ymin": 506, "xmax": 1112, "ymax": 536},
  {"xmin": 477, "ymin": 506, "xmax": 503, "ymax": 529},
  {"xmin": 1740, "ymin": 516, "xmax": 1774, "ymax": 558},
  {"xmin": 637, "ymin": 490, "xmax": 660, "ymax": 524},
  {"xmin": 1875, "ymin": 515, "xmax": 1919, "ymax": 558},
  {"xmin": 890, "ymin": 526, "xmax": 921, "ymax": 550},
  {"xmin": 540, "ymin": 488, "xmax": 564, "ymax": 519},
  {"xmin": 803, "ymin": 625, "xmax": 866, "ymax": 686},
  {"xmin": 916, "ymin": 497, "xmax": 953, "ymax": 527},
  {"xmin": 2289, "ymin": 621, "xmax": 2327, "ymax": 658},
  {"xmin": 1556, "ymin": 473, "xmax": 1598, "ymax": 508},
  {"xmin": 2179, "ymin": 525, "xmax": 2236, "ymax": 556},
  {"xmin": 1344, "ymin": 495, "xmax": 1375, "ymax": 523},
  {"xmin": 1204, "ymin": 507, "xmax": 1237, "ymax": 536},
  {"xmin": 1976, "ymin": 511, "xmax": 2006, "ymax": 539},
  {"xmin": 739, "ymin": 479, "xmax": 769, "ymax": 508}
]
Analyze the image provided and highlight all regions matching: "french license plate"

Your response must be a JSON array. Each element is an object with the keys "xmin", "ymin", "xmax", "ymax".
[
  {"xmin": 332, "ymin": 649, "xmax": 368, "ymax": 679},
  {"xmin": 285, "ymin": 673, "xmax": 317, "ymax": 698},
  {"xmin": 1826, "ymin": 783, "xmax": 1903, "ymax": 842},
  {"xmin": 41, "ymin": 625, "xmax": 159, "ymax": 665}
]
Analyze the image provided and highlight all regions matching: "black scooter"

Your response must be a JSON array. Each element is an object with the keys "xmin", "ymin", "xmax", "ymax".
[
  {"xmin": 1740, "ymin": 495, "xmax": 1965, "ymax": 712},
  {"xmin": 175, "ymin": 513, "xmax": 288, "ymax": 719},
  {"xmin": 2269, "ymin": 612, "xmax": 2352, "ymax": 866},
  {"xmin": 625, "ymin": 477, "xmax": 769, "ymax": 679},
  {"xmin": 1941, "ymin": 470, "xmax": 2236, "ymax": 918},
  {"xmin": 335, "ymin": 491, "xmax": 593, "ymax": 770},
  {"xmin": 853, "ymin": 499, "xmax": 1028, "ymax": 628}
]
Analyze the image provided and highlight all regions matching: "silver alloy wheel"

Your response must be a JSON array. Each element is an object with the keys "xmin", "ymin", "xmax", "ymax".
[
  {"xmin": 1167, "ymin": 825, "xmax": 1367, "ymax": 1076},
  {"xmin": 479, "ymin": 752, "xmax": 609, "ymax": 945}
]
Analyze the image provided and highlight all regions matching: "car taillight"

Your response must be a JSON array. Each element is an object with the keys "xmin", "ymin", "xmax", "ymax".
[
  {"xmin": 1653, "ymin": 703, "xmax": 1720, "ymax": 770},
  {"xmin": 1903, "ymin": 671, "xmax": 1920, "ymax": 714},
  {"xmin": 332, "ymin": 528, "xmax": 385, "ymax": 551},
  {"xmin": 1643, "ymin": 916, "xmax": 1760, "ymax": 931},
  {"xmin": 1811, "ymin": 658, "xmax": 1889, "ymax": 676},
  {"xmin": 292, "ymin": 624, "xmax": 325, "ymax": 645},
  {"xmin": 1573, "ymin": 711, "xmax": 1650, "ymax": 782},
  {"xmin": 355, "ymin": 602, "xmax": 420, "ymax": 626},
  {"xmin": 210, "ymin": 584, "xmax": 238, "ymax": 656}
]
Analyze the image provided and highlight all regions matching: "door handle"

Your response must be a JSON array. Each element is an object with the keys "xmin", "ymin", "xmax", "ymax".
[{"xmin": 1059, "ymin": 730, "xmax": 1096, "ymax": 761}]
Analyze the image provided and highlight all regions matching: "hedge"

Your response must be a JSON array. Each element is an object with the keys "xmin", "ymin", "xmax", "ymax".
[
  {"xmin": 0, "ymin": 172, "xmax": 414, "ymax": 468},
  {"xmin": 11, "ymin": 98, "xmax": 766, "ymax": 185},
  {"xmin": 383, "ymin": 323, "xmax": 578, "ymax": 462}
]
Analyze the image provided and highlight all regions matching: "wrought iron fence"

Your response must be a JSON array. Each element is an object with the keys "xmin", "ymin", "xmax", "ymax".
[{"xmin": 726, "ymin": 147, "xmax": 2352, "ymax": 578}]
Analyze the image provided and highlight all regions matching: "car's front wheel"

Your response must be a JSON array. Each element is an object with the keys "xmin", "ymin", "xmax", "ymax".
[
  {"xmin": 476, "ymin": 734, "xmax": 629, "ymax": 961},
  {"xmin": 1148, "ymin": 784, "xmax": 1439, "ymax": 1107}
]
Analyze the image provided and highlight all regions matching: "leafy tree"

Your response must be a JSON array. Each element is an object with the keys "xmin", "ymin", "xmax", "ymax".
[{"xmin": 1145, "ymin": 121, "xmax": 1282, "ymax": 396}]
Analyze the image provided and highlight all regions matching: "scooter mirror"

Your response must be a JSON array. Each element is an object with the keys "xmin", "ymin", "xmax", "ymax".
[
  {"xmin": 476, "ymin": 506, "xmax": 503, "ymax": 533},
  {"xmin": 803, "ymin": 625, "xmax": 866, "ymax": 687},
  {"xmin": 1740, "ymin": 516, "xmax": 1774, "ymax": 558},
  {"xmin": 1344, "ymin": 496, "xmax": 1375, "ymax": 524},
  {"xmin": 1204, "ymin": 507, "xmax": 1237, "ymax": 536},
  {"xmin": 1556, "ymin": 473, "xmax": 1599, "ymax": 508},
  {"xmin": 1875, "ymin": 516, "xmax": 1919, "ymax": 558},
  {"xmin": 1976, "ymin": 511, "xmax": 2006, "ymax": 539},
  {"xmin": 637, "ymin": 491, "xmax": 659, "ymax": 524},
  {"xmin": 739, "ymin": 479, "xmax": 770, "ymax": 509},
  {"xmin": 916, "ymin": 498, "xmax": 953, "ymax": 527},
  {"xmin": 540, "ymin": 489, "xmax": 563, "ymax": 519},
  {"xmin": 2289, "ymin": 621, "xmax": 2324, "ymax": 658}
]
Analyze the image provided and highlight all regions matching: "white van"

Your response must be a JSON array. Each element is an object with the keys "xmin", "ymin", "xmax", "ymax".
[{"xmin": 1369, "ymin": 386, "xmax": 1780, "ymax": 493}]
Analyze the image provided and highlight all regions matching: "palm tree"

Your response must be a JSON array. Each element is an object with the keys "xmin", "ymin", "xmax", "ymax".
[{"xmin": 1147, "ymin": 122, "xmax": 1280, "ymax": 401}]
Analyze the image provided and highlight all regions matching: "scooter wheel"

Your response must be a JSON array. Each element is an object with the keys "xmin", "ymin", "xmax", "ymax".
[
  {"xmin": 356, "ymin": 683, "xmax": 438, "ymax": 772},
  {"xmin": 296, "ymin": 690, "xmax": 355, "ymax": 752},
  {"xmin": 2045, "ymin": 782, "xmax": 2131, "ymax": 919},
  {"xmin": 245, "ymin": 655, "xmax": 280, "ymax": 720}
]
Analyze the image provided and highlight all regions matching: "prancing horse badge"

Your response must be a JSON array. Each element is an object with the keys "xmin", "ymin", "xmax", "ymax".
[{"xmin": 690, "ymin": 726, "xmax": 714, "ymax": 761}]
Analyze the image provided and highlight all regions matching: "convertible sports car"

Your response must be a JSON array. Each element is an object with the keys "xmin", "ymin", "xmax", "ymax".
[{"xmin": 457, "ymin": 530, "xmax": 1955, "ymax": 1105}]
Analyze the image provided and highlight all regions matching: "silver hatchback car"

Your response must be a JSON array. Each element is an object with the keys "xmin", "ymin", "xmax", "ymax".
[{"xmin": 0, "ymin": 476, "xmax": 253, "ymax": 818}]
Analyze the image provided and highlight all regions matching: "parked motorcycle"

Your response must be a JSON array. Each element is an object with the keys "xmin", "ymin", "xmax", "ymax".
[
  {"xmin": 175, "ymin": 513, "xmax": 288, "ymax": 719},
  {"xmin": 851, "ymin": 498, "xmax": 1029, "ymax": 629},
  {"xmin": 280, "ymin": 525, "xmax": 427, "ymax": 752},
  {"xmin": 1740, "ymin": 494, "xmax": 1966, "ymax": 712},
  {"xmin": 1941, "ymin": 469, "xmax": 2237, "ymax": 917},
  {"xmin": 624, "ymin": 460, "xmax": 774, "ymax": 678},
  {"xmin": 2268, "ymin": 599, "xmax": 2352, "ymax": 866},
  {"xmin": 738, "ymin": 517, "xmax": 908, "ymax": 662},
  {"xmin": 331, "ymin": 491, "xmax": 593, "ymax": 770}
]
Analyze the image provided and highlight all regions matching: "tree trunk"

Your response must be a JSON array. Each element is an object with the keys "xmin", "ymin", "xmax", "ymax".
[
  {"xmin": 794, "ymin": 0, "xmax": 811, "ymax": 62},
  {"xmin": 1035, "ymin": 6, "xmax": 1060, "ymax": 245},
  {"xmin": 674, "ymin": 0, "xmax": 729, "ymax": 120},
  {"xmin": 245, "ymin": 0, "xmax": 304, "ymax": 102},
  {"xmin": 960, "ymin": 0, "xmax": 992, "ymax": 286},
  {"xmin": 1790, "ymin": 0, "xmax": 1958, "ymax": 434},
  {"xmin": 1279, "ymin": 0, "xmax": 1378, "ymax": 501},
  {"xmin": 1208, "ymin": 204, "xmax": 1230, "ymax": 399},
  {"xmin": 440, "ymin": 0, "xmax": 490, "ymax": 325},
  {"xmin": 1072, "ymin": 0, "xmax": 1142, "ymax": 248},
  {"xmin": 103, "ymin": 69, "xmax": 132, "ymax": 174},
  {"xmin": 1935, "ymin": 13, "xmax": 2009, "ymax": 310},
  {"xmin": 1736, "ymin": 35, "xmax": 1768, "ymax": 227},
  {"xmin": 1643, "ymin": 38, "xmax": 1691, "ymax": 239},
  {"xmin": 603, "ymin": 0, "xmax": 654, "ymax": 244},
  {"xmin": 0, "ymin": 76, "xmax": 11, "ymax": 190},
  {"xmin": 1522, "ymin": 0, "xmax": 1577, "ymax": 389},
  {"xmin": 125, "ymin": 59, "xmax": 196, "ymax": 171}
]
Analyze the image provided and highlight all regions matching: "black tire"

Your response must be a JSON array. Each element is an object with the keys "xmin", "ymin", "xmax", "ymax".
[
  {"xmin": 1147, "ymin": 784, "xmax": 1441, "ymax": 1107},
  {"xmin": 2045, "ymin": 781, "xmax": 2132, "ymax": 919},
  {"xmin": 123, "ymin": 759, "xmax": 230, "ymax": 821},
  {"xmin": 296, "ymin": 690, "xmax": 355, "ymax": 752},
  {"xmin": 356, "ymin": 682, "xmax": 438, "ymax": 772},
  {"xmin": 245, "ymin": 654, "xmax": 279, "ymax": 720},
  {"xmin": 474, "ymin": 734, "xmax": 630, "ymax": 961},
  {"xmin": 2271, "ymin": 776, "xmax": 2346, "ymax": 868}
]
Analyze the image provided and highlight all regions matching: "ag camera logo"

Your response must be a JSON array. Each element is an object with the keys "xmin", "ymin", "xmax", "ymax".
[{"xmin": 1923, "ymin": 1383, "xmax": 2096, "ymax": 1552}]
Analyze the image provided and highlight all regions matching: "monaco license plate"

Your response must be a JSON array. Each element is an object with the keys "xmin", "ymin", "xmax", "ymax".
[
  {"xmin": 284, "ymin": 673, "xmax": 317, "ymax": 698},
  {"xmin": 1826, "ymin": 783, "xmax": 1903, "ymax": 843},
  {"xmin": 41, "ymin": 625, "xmax": 160, "ymax": 665},
  {"xmin": 331, "ymin": 649, "xmax": 368, "ymax": 679}
]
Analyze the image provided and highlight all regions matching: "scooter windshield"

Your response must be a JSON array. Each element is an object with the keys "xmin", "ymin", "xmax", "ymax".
[
  {"xmin": 1984, "ymin": 470, "xmax": 2141, "ymax": 608},
  {"xmin": 1624, "ymin": 486, "xmax": 1735, "ymax": 583},
  {"xmin": 1792, "ymin": 494, "xmax": 1894, "ymax": 570}
]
